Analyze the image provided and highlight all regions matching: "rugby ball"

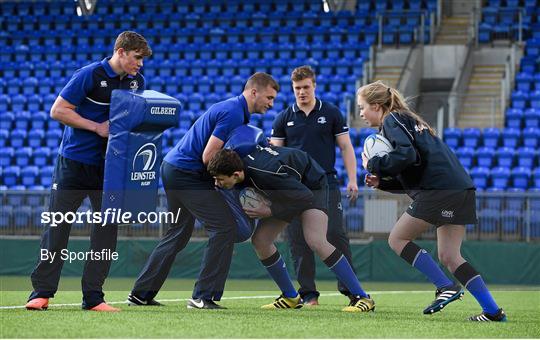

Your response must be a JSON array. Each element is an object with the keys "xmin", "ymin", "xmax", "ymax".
[
  {"xmin": 239, "ymin": 187, "xmax": 270, "ymax": 210},
  {"xmin": 363, "ymin": 134, "xmax": 393, "ymax": 160}
]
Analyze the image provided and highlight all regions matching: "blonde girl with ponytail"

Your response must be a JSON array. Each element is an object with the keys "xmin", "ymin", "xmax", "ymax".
[{"xmin": 357, "ymin": 81, "xmax": 506, "ymax": 322}]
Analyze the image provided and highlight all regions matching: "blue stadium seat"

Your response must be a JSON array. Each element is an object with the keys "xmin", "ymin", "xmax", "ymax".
[
  {"xmin": 21, "ymin": 166, "xmax": 39, "ymax": 187},
  {"xmin": 456, "ymin": 147, "xmax": 475, "ymax": 169},
  {"xmin": 14, "ymin": 111, "xmax": 31, "ymax": 131},
  {"xmin": 39, "ymin": 166, "xmax": 54, "ymax": 188},
  {"xmin": 501, "ymin": 127, "xmax": 520, "ymax": 148},
  {"xmin": 33, "ymin": 147, "xmax": 51, "ymax": 167},
  {"xmin": 519, "ymin": 56, "xmax": 536, "ymax": 74},
  {"xmin": 23, "ymin": 77, "xmax": 38, "ymax": 96},
  {"xmin": 516, "ymin": 146, "xmax": 536, "ymax": 168},
  {"xmin": 0, "ymin": 206, "xmax": 13, "ymax": 229},
  {"xmin": 533, "ymin": 167, "xmax": 540, "ymax": 188},
  {"xmin": 482, "ymin": 127, "xmax": 500, "ymax": 148},
  {"xmin": 506, "ymin": 107, "xmax": 523, "ymax": 128},
  {"xmin": 511, "ymin": 167, "xmax": 531, "ymax": 189},
  {"xmin": 382, "ymin": 25, "xmax": 398, "ymax": 45},
  {"xmin": 47, "ymin": 118, "xmax": 61, "ymax": 131},
  {"xmin": 198, "ymin": 76, "xmax": 212, "ymax": 93},
  {"xmin": 10, "ymin": 130, "xmax": 26, "ymax": 148},
  {"xmin": 157, "ymin": 59, "xmax": 174, "ymax": 78},
  {"xmin": 45, "ymin": 129, "xmax": 62, "ymax": 148},
  {"xmin": 11, "ymin": 94, "xmax": 27, "ymax": 111},
  {"xmin": 213, "ymin": 76, "xmax": 229, "ymax": 95},
  {"xmin": 191, "ymin": 59, "xmax": 206, "ymax": 77},
  {"xmin": 534, "ymin": 73, "xmax": 540, "ymax": 91},
  {"xmin": 0, "ymin": 95, "xmax": 10, "ymax": 112},
  {"xmin": 511, "ymin": 90, "xmax": 528, "ymax": 109},
  {"xmin": 15, "ymin": 147, "xmax": 32, "ymax": 167},
  {"xmin": 0, "ymin": 112, "xmax": 14, "ymax": 130},
  {"xmin": 43, "ymin": 94, "xmax": 57, "ymax": 112},
  {"xmin": 531, "ymin": 90, "xmax": 540, "ymax": 109},
  {"xmin": 28, "ymin": 130, "xmax": 44, "ymax": 148},
  {"xmin": 189, "ymin": 93, "xmax": 205, "ymax": 112},
  {"xmin": 524, "ymin": 108, "xmax": 540, "ymax": 128},
  {"xmin": 516, "ymin": 72, "xmax": 533, "ymax": 92},
  {"xmin": 484, "ymin": 187, "xmax": 503, "ymax": 210},
  {"xmin": 478, "ymin": 208, "xmax": 499, "ymax": 233},
  {"xmin": 470, "ymin": 167, "xmax": 490, "ymax": 189},
  {"xmin": 13, "ymin": 206, "xmax": 32, "ymax": 228},
  {"xmin": 27, "ymin": 94, "xmax": 43, "ymax": 112},
  {"xmin": 443, "ymin": 128, "xmax": 461, "ymax": 149},
  {"xmin": 3, "ymin": 166, "xmax": 20, "ymax": 187},
  {"xmin": 399, "ymin": 26, "xmax": 414, "ymax": 44},
  {"xmin": 522, "ymin": 127, "xmax": 540, "ymax": 148},
  {"xmin": 174, "ymin": 59, "xmax": 189, "ymax": 77},
  {"xmin": 505, "ymin": 188, "xmax": 526, "ymax": 210},
  {"xmin": 31, "ymin": 112, "xmax": 48, "ymax": 131},
  {"xmin": 478, "ymin": 22, "xmax": 493, "ymax": 43},
  {"xmin": 0, "ymin": 130, "xmax": 8, "ymax": 148},
  {"xmin": 501, "ymin": 208, "xmax": 521, "ymax": 234},
  {"xmin": 496, "ymin": 146, "xmax": 515, "ymax": 167},
  {"xmin": 490, "ymin": 166, "xmax": 511, "ymax": 189},
  {"xmin": 205, "ymin": 59, "xmax": 221, "ymax": 78},
  {"xmin": 0, "ymin": 146, "xmax": 14, "ymax": 167},
  {"xmin": 462, "ymin": 127, "xmax": 481, "ymax": 148}
]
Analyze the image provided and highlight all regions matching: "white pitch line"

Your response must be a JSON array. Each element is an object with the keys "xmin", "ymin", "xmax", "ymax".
[
  {"xmin": 0, "ymin": 291, "xmax": 430, "ymax": 310},
  {"xmin": 1, "ymin": 290, "xmax": 528, "ymax": 310}
]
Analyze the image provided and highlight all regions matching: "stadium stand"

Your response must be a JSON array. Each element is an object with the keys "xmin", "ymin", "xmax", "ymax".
[{"xmin": 2, "ymin": 0, "xmax": 540, "ymax": 241}]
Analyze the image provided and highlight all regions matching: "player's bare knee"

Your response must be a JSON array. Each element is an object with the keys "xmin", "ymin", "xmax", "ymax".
[
  {"xmin": 438, "ymin": 251, "xmax": 461, "ymax": 271},
  {"xmin": 387, "ymin": 234, "xmax": 403, "ymax": 254},
  {"xmin": 250, "ymin": 234, "xmax": 269, "ymax": 252}
]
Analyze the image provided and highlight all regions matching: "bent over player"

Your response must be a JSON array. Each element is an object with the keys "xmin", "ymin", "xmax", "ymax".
[
  {"xmin": 26, "ymin": 31, "xmax": 152, "ymax": 312},
  {"xmin": 208, "ymin": 147, "xmax": 374, "ymax": 312},
  {"xmin": 359, "ymin": 81, "xmax": 506, "ymax": 322}
]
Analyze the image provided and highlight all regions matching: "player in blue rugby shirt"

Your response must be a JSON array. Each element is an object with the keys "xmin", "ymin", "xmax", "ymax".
[
  {"xmin": 25, "ymin": 31, "xmax": 152, "ymax": 312},
  {"xmin": 208, "ymin": 147, "xmax": 375, "ymax": 312},
  {"xmin": 127, "ymin": 73, "xmax": 279, "ymax": 309}
]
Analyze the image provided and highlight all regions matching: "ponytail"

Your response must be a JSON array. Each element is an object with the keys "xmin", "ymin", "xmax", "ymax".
[{"xmin": 357, "ymin": 81, "xmax": 435, "ymax": 136}]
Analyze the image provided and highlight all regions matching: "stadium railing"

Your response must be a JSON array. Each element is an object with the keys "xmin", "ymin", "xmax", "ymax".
[{"xmin": 1, "ymin": 189, "xmax": 538, "ymax": 242}]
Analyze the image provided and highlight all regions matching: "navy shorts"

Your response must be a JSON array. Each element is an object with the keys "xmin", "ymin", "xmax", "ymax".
[
  {"xmin": 407, "ymin": 189, "xmax": 477, "ymax": 226},
  {"xmin": 278, "ymin": 177, "xmax": 329, "ymax": 223}
]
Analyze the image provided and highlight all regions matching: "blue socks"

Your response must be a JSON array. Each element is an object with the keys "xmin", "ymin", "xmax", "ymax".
[
  {"xmin": 260, "ymin": 251, "xmax": 297, "ymax": 298},
  {"xmin": 324, "ymin": 249, "xmax": 368, "ymax": 298},
  {"xmin": 454, "ymin": 262, "xmax": 499, "ymax": 314},
  {"xmin": 400, "ymin": 242, "xmax": 454, "ymax": 289}
]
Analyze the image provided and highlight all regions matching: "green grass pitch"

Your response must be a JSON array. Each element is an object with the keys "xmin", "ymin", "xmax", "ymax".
[{"xmin": 1, "ymin": 276, "xmax": 539, "ymax": 338}]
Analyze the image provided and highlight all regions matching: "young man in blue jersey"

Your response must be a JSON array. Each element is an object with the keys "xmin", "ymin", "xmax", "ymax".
[
  {"xmin": 127, "ymin": 72, "xmax": 279, "ymax": 309},
  {"xmin": 271, "ymin": 65, "xmax": 359, "ymax": 305},
  {"xmin": 25, "ymin": 31, "xmax": 152, "ymax": 312},
  {"xmin": 208, "ymin": 147, "xmax": 374, "ymax": 312}
]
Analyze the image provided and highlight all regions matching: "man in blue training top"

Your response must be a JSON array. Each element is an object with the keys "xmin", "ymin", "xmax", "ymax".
[
  {"xmin": 25, "ymin": 31, "xmax": 152, "ymax": 312},
  {"xmin": 127, "ymin": 72, "xmax": 279, "ymax": 309}
]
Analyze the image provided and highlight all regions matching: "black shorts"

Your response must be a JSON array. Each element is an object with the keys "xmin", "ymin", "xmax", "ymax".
[
  {"xmin": 406, "ymin": 189, "xmax": 477, "ymax": 226},
  {"xmin": 279, "ymin": 177, "xmax": 329, "ymax": 223}
]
